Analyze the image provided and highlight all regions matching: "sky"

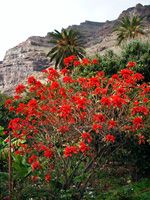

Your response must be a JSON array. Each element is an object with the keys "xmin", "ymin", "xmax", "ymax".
[{"xmin": 0, "ymin": 0, "xmax": 149, "ymax": 60}]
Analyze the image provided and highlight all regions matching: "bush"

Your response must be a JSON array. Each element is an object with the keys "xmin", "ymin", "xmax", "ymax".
[
  {"xmin": 74, "ymin": 41, "xmax": 150, "ymax": 82},
  {"xmin": 100, "ymin": 50, "xmax": 121, "ymax": 76},
  {"xmin": 6, "ymin": 57, "xmax": 150, "ymax": 198},
  {"xmin": 120, "ymin": 40, "xmax": 150, "ymax": 82}
]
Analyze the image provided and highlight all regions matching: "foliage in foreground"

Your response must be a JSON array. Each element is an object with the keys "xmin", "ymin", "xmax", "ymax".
[{"xmin": 3, "ymin": 55, "xmax": 149, "ymax": 199}]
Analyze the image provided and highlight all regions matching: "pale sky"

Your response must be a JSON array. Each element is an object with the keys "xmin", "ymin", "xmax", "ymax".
[{"xmin": 0, "ymin": 0, "xmax": 149, "ymax": 60}]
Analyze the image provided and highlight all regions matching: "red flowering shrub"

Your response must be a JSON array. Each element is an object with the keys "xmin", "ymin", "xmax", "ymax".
[
  {"xmin": 126, "ymin": 61, "xmax": 137, "ymax": 68},
  {"xmin": 6, "ymin": 58, "xmax": 150, "ymax": 197}
]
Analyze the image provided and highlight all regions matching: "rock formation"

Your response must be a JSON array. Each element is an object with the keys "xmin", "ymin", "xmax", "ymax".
[
  {"xmin": 0, "ymin": 3, "xmax": 150, "ymax": 95},
  {"xmin": 0, "ymin": 37, "xmax": 51, "ymax": 94}
]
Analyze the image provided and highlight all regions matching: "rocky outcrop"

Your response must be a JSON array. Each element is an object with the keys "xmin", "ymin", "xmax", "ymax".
[
  {"xmin": 0, "ymin": 3, "xmax": 150, "ymax": 95},
  {"xmin": 68, "ymin": 20, "xmax": 107, "ymax": 47},
  {"xmin": 0, "ymin": 37, "xmax": 52, "ymax": 94},
  {"xmin": 69, "ymin": 3, "xmax": 150, "ymax": 55},
  {"xmin": 118, "ymin": 3, "xmax": 150, "ymax": 21}
]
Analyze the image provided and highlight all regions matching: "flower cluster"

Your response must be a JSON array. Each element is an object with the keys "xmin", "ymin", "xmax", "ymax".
[
  {"xmin": 6, "ymin": 58, "xmax": 150, "ymax": 182},
  {"xmin": 63, "ymin": 55, "xmax": 99, "ymax": 68}
]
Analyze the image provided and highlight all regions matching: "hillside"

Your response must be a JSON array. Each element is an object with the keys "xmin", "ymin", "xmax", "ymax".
[{"xmin": 0, "ymin": 3, "xmax": 150, "ymax": 94}]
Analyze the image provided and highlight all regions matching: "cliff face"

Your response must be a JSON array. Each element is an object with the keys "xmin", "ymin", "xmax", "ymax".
[
  {"xmin": 0, "ymin": 3, "xmax": 150, "ymax": 95},
  {"xmin": 0, "ymin": 37, "xmax": 51, "ymax": 94},
  {"xmin": 71, "ymin": 3, "xmax": 150, "ymax": 55},
  {"xmin": 118, "ymin": 3, "xmax": 150, "ymax": 20}
]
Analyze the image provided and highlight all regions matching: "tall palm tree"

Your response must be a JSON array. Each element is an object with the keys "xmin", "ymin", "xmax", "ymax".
[
  {"xmin": 47, "ymin": 28, "xmax": 85, "ymax": 69},
  {"xmin": 115, "ymin": 15, "xmax": 145, "ymax": 45}
]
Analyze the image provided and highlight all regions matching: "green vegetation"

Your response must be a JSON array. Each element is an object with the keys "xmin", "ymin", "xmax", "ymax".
[
  {"xmin": 121, "ymin": 40, "xmax": 150, "ymax": 82},
  {"xmin": 74, "ymin": 41, "xmax": 150, "ymax": 82},
  {"xmin": 115, "ymin": 15, "xmax": 145, "ymax": 44}
]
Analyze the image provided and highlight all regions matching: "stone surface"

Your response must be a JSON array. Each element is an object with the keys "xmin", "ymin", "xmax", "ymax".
[
  {"xmin": 0, "ymin": 37, "xmax": 52, "ymax": 94},
  {"xmin": 0, "ymin": 3, "xmax": 150, "ymax": 95}
]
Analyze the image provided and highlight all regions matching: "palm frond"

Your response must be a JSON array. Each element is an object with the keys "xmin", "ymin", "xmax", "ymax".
[
  {"xmin": 47, "ymin": 28, "xmax": 85, "ymax": 69},
  {"xmin": 114, "ymin": 15, "xmax": 145, "ymax": 45}
]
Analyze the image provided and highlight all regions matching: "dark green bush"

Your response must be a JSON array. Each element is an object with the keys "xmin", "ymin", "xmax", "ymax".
[
  {"xmin": 100, "ymin": 50, "xmax": 121, "ymax": 76},
  {"xmin": 74, "ymin": 41, "xmax": 150, "ymax": 81},
  {"xmin": 120, "ymin": 40, "xmax": 150, "ymax": 82}
]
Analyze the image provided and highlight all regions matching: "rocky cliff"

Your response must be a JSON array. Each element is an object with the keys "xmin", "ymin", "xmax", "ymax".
[
  {"xmin": 0, "ymin": 3, "xmax": 150, "ymax": 95},
  {"xmin": 0, "ymin": 36, "xmax": 52, "ymax": 94}
]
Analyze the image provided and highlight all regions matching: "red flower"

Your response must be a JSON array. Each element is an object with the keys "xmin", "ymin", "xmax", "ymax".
[
  {"xmin": 79, "ymin": 112, "xmax": 87, "ymax": 121},
  {"xmin": 93, "ymin": 87, "xmax": 101, "ymax": 95},
  {"xmin": 59, "ymin": 104, "xmax": 72, "ymax": 118},
  {"xmin": 28, "ymin": 99, "xmax": 37, "ymax": 109},
  {"xmin": 9, "ymin": 106, "xmax": 15, "ymax": 111},
  {"xmin": 92, "ymin": 124, "xmax": 103, "ymax": 133},
  {"xmin": 31, "ymin": 160, "xmax": 41, "ymax": 171},
  {"xmin": 133, "ymin": 73, "xmax": 144, "ymax": 81},
  {"xmin": 100, "ymin": 97, "xmax": 111, "ymax": 107},
  {"xmin": 111, "ymin": 95, "xmax": 127, "ymax": 108},
  {"xmin": 59, "ymin": 87, "xmax": 67, "ymax": 98},
  {"xmin": 5, "ymin": 99, "xmax": 13, "ymax": 107},
  {"xmin": 120, "ymin": 69, "xmax": 134, "ymax": 79},
  {"xmin": 92, "ymin": 59, "xmax": 98, "ymax": 64},
  {"xmin": 126, "ymin": 61, "xmax": 136, "ymax": 68},
  {"xmin": 132, "ymin": 106, "xmax": 149, "ymax": 116},
  {"xmin": 61, "ymin": 68, "xmax": 68, "ymax": 75},
  {"xmin": 14, "ymin": 95, "xmax": 21, "ymax": 100},
  {"xmin": 74, "ymin": 60, "xmax": 81, "ymax": 67},
  {"xmin": 89, "ymin": 77, "xmax": 100, "ymax": 87},
  {"xmin": 82, "ymin": 132, "xmax": 92, "ymax": 143},
  {"xmin": 51, "ymin": 81, "xmax": 59, "ymax": 90},
  {"xmin": 45, "ymin": 174, "xmax": 51, "ymax": 182},
  {"xmin": 101, "ymin": 88, "xmax": 108, "ymax": 95},
  {"xmin": 74, "ymin": 96, "xmax": 87, "ymax": 110},
  {"xmin": 79, "ymin": 142, "xmax": 90, "ymax": 154},
  {"xmin": 16, "ymin": 103, "xmax": 26, "ymax": 114},
  {"xmin": 41, "ymin": 105, "xmax": 49, "ymax": 111},
  {"xmin": 133, "ymin": 116, "xmax": 143, "ymax": 129},
  {"xmin": 3, "ymin": 131, "xmax": 8, "ymax": 135},
  {"xmin": 64, "ymin": 57, "xmax": 70, "ymax": 66},
  {"xmin": 64, "ymin": 146, "xmax": 78, "ymax": 157},
  {"xmin": 44, "ymin": 149, "xmax": 53, "ymax": 158},
  {"xmin": 28, "ymin": 154, "xmax": 38, "ymax": 164},
  {"xmin": 111, "ymin": 74, "xmax": 119, "ymax": 80},
  {"xmin": 9, "ymin": 118, "xmax": 20, "ymax": 130},
  {"xmin": 63, "ymin": 76, "xmax": 74, "ymax": 83},
  {"xmin": 58, "ymin": 125, "xmax": 69, "ymax": 134},
  {"xmin": 105, "ymin": 134, "xmax": 115, "ymax": 143},
  {"xmin": 138, "ymin": 135, "xmax": 145, "ymax": 145},
  {"xmin": 64, "ymin": 55, "xmax": 76, "ymax": 66},
  {"xmin": 117, "ymin": 87, "xmax": 126, "ymax": 94},
  {"xmin": 82, "ymin": 58, "xmax": 90, "ymax": 65},
  {"xmin": 28, "ymin": 76, "xmax": 37, "ymax": 85},
  {"xmin": 15, "ymin": 84, "xmax": 26, "ymax": 94},
  {"xmin": 143, "ymin": 98, "xmax": 149, "ymax": 103},
  {"xmin": 93, "ymin": 113, "xmax": 105, "ymax": 123},
  {"xmin": 39, "ymin": 144, "xmax": 47, "ymax": 151},
  {"xmin": 97, "ymin": 71, "xmax": 105, "ymax": 77},
  {"xmin": 47, "ymin": 68, "xmax": 59, "ymax": 79},
  {"xmin": 108, "ymin": 120, "xmax": 116, "ymax": 130},
  {"xmin": 31, "ymin": 176, "xmax": 39, "ymax": 182}
]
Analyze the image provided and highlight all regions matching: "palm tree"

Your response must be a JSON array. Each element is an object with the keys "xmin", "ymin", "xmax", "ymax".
[
  {"xmin": 47, "ymin": 28, "xmax": 85, "ymax": 69},
  {"xmin": 115, "ymin": 15, "xmax": 145, "ymax": 45}
]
